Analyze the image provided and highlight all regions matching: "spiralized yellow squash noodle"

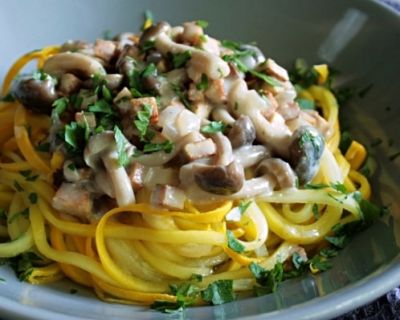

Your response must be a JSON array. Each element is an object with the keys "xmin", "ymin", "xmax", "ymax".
[{"xmin": 0, "ymin": 17, "xmax": 376, "ymax": 308}]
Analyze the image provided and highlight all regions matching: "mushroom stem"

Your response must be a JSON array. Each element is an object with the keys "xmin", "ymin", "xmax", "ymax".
[{"xmin": 102, "ymin": 150, "xmax": 135, "ymax": 206}]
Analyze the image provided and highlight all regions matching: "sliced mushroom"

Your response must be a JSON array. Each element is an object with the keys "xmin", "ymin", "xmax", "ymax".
[
  {"xmin": 182, "ymin": 138, "xmax": 216, "ymax": 162},
  {"xmin": 93, "ymin": 39, "xmax": 117, "ymax": 63},
  {"xmin": 63, "ymin": 160, "xmax": 92, "ymax": 183},
  {"xmin": 210, "ymin": 132, "xmax": 234, "ymax": 166},
  {"xmin": 151, "ymin": 184, "xmax": 186, "ymax": 210},
  {"xmin": 139, "ymin": 21, "xmax": 171, "ymax": 48},
  {"xmin": 58, "ymin": 73, "xmax": 82, "ymax": 95},
  {"xmin": 228, "ymin": 79, "xmax": 291, "ymax": 156},
  {"xmin": 288, "ymin": 125, "xmax": 325, "ymax": 185},
  {"xmin": 233, "ymin": 145, "xmax": 270, "ymax": 168},
  {"xmin": 256, "ymin": 158, "xmax": 298, "ymax": 189},
  {"xmin": 227, "ymin": 115, "xmax": 256, "ymax": 148},
  {"xmin": 193, "ymin": 161, "xmax": 244, "ymax": 195},
  {"xmin": 12, "ymin": 74, "xmax": 58, "ymax": 114},
  {"xmin": 84, "ymin": 131, "xmax": 135, "ymax": 206},
  {"xmin": 43, "ymin": 52, "xmax": 106, "ymax": 79},
  {"xmin": 238, "ymin": 44, "xmax": 265, "ymax": 70}
]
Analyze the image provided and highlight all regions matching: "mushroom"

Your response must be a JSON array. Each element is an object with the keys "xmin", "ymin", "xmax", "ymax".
[
  {"xmin": 12, "ymin": 74, "xmax": 58, "ymax": 114},
  {"xmin": 63, "ymin": 160, "xmax": 92, "ymax": 183},
  {"xmin": 238, "ymin": 44, "xmax": 266, "ymax": 70},
  {"xmin": 84, "ymin": 131, "xmax": 135, "ymax": 206},
  {"xmin": 154, "ymin": 31, "xmax": 230, "ymax": 81},
  {"xmin": 43, "ymin": 52, "xmax": 106, "ymax": 79},
  {"xmin": 256, "ymin": 158, "xmax": 298, "ymax": 189},
  {"xmin": 211, "ymin": 107, "xmax": 236, "ymax": 126},
  {"xmin": 288, "ymin": 125, "xmax": 325, "ymax": 185},
  {"xmin": 228, "ymin": 78, "xmax": 292, "ymax": 156},
  {"xmin": 193, "ymin": 160, "xmax": 244, "ymax": 195},
  {"xmin": 227, "ymin": 115, "xmax": 256, "ymax": 148},
  {"xmin": 139, "ymin": 21, "xmax": 171, "ymax": 48},
  {"xmin": 233, "ymin": 145, "xmax": 270, "ymax": 168},
  {"xmin": 150, "ymin": 184, "xmax": 186, "ymax": 210},
  {"xmin": 58, "ymin": 73, "xmax": 82, "ymax": 95}
]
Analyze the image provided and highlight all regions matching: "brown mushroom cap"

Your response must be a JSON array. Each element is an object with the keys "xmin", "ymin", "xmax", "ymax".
[
  {"xmin": 43, "ymin": 52, "xmax": 106, "ymax": 79},
  {"xmin": 193, "ymin": 161, "xmax": 244, "ymax": 195},
  {"xmin": 12, "ymin": 75, "xmax": 58, "ymax": 114},
  {"xmin": 228, "ymin": 115, "xmax": 256, "ymax": 148}
]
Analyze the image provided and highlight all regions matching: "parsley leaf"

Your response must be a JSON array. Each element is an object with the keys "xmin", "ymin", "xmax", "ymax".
[
  {"xmin": 35, "ymin": 142, "xmax": 50, "ymax": 152},
  {"xmin": 142, "ymin": 63, "xmax": 157, "ymax": 78},
  {"xmin": 114, "ymin": 126, "xmax": 130, "ymax": 167},
  {"xmin": 142, "ymin": 40, "xmax": 155, "ymax": 52},
  {"xmin": 88, "ymin": 99, "xmax": 114, "ymax": 114},
  {"xmin": 330, "ymin": 182, "xmax": 347, "ymax": 194},
  {"xmin": 171, "ymin": 83, "xmax": 191, "ymax": 109},
  {"xmin": 304, "ymin": 183, "xmax": 329, "ymax": 190},
  {"xmin": 28, "ymin": 193, "xmax": 38, "ymax": 204},
  {"xmin": 134, "ymin": 104, "xmax": 153, "ymax": 141},
  {"xmin": 19, "ymin": 170, "xmax": 38, "ymax": 182},
  {"xmin": 196, "ymin": 73, "xmax": 209, "ymax": 90},
  {"xmin": 200, "ymin": 121, "xmax": 226, "ymax": 134},
  {"xmin": 64, "ymin": 121, "xmax": 88, "ymax": 152},
  {"xmin": 226, "ymin": 230, "xmax": 245, "ymax": 253},
  {"xmin": 292, "ymin": 252, "xmax": 307, "ymax": 269},
  {"xmin": 196, "ymin": 20, "xmax": 209, "ymax": 29},
  {"xmin": 8, "ymin": 208, "xmax": 29, "ymax": 224},
  {"xmin": 201, "ymin": 280, "xmax": 235, "ymax": 305},
  {"xmin": 312, "ymin": 203, "xmax": 320, "ymax": 220},
  {"xmin": 8, "ymin": 252, "xmax": 42, "ymax": 281},
  {"xmin": 249, "ymin": 262, "xmax": 283, "ymax": 295},
  {"xmin": 238, "ymin": 200, "xmax": 252, "ymax": 215},
  {"xmin": 309, "ymin": 254, "xmax": 332, "ymax": 272},
  {"xmin": 250, "ymin": 70, "xmax": 282, "ymax": 87},
  {"xmin": 13, "ymin": 181, "xmax": 24, "ymax": 192},
  {"xmin": 52, "ymin": 97, "xmax": 69, "ymax": 117},
  {"xmin": 172, "ymin": 51, "xmax": 192, "ymax": 69},
  {"xmin": 143, "ymin": 141, "xmax": 174, "ymax": 154}
]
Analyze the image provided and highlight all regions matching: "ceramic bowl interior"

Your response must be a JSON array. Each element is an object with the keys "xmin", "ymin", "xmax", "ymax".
[{"xmin": 0, "ymin": 0, "xmax": 399, "ymax": 319}]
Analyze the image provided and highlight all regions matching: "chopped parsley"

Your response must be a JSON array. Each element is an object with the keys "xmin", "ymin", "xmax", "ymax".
[
  {"xmin": 196, "ymin": 73, "xmax": 209, "ymax": 91},
  {"xmin": 19, "ymin": 170, "xmax": 38, "ymax": 182},
  {"xmin": 64, "ymin": 121, "xmax": 89, "ymax": 153},
  {"xmin": 172, "ymin": 51, "xmax": 192, "ymax": 69},
  {"xmin": 114, "ymin": 126, "xmax": 131, "ymax": 167},
  {"xmin": 7, "ymin": 252, "xmax": 42, "ymax": 281},
  {"xmin": 226, "ymin": 230, "xmax": 245, "ymax": 253},
  {"xmin": 8, "ymin": 208, "xmax": 30, "ymax": 224},
  {"xmin": 35, "ymin": 142, "xmax": 50, "ymax": 152},
  {"xmin": 196, "ymin": 20, "xmax": 209, "ymax": 29},
  {"xmin": 201, "ymin": 280, "xmax": 235, "ymax": 305},
  {"xmin": 142, "ymin": 63, "xmax": 157, "ymax": 78},
  {"xmin": 250, "ymin": 70, "xmax": 281, "ymax": 87},
  {"xmin": 249, "ymin": 262, "xmax": 284, "ymax": 295},
  {"xmin": 142, "ymin": 40, "xmax": 155, "ymax": 52},
  {"xmin": 171, "ymin": 83, "xmax": 191, "ymax": 109},
  {"xmin": 28, "ymin": 193, "xmax": 38, "ymax": 204},
  {"xmin": 134, "ymin": 104, "xmax": 153, "ymax": 141},
  {"xmin": 312, "ymin": 204, "xmax": 320, "ymax": 219},
  {"xmin": 238, "ymin": 200, "xmax": 252, "ymax": 215},
  {"xmin": 200, "ymin": 121, "xmax": 226, "ymax": 134},
  {"xmin": 88, "ymin": 99, "xmax": 114, "ymax": 114},
  {"xmin": 52, "ymin": 97, "xmax": 69, "ymax": 118},
  {"xmin": 13, "ymin": 181, "xmax": 24, "ymax": 192},
  {"xmin": 143, "ymin": 141, "xmax": 174, "ymax": 154}
]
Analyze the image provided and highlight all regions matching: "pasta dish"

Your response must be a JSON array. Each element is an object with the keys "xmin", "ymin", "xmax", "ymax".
[{"xmin": 0, "ymin": 16, "xmax": 383, "ymax": 311}]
